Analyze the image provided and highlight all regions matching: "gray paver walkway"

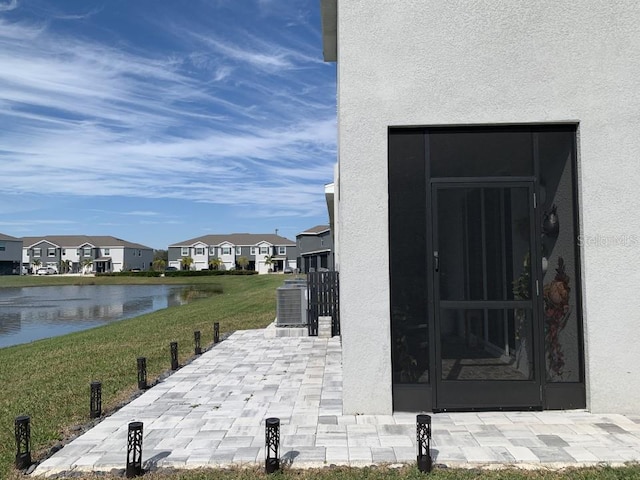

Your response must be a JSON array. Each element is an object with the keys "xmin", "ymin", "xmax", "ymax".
[{"xmin": 34, "ymin": 329, "xmax": 640, "ymax": 476}]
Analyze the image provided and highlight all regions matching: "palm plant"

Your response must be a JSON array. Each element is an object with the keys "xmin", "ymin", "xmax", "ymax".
[
  {"xmin": 180, "ymin": 256, "xmax": 194, "ymax": 271},
  {"xmin": 152, "ymin": 258, "xmax": 166, "ymax": 271},
  {"xmin": 236, "ymin": 256, "xmax": 249, "ymax": 271},
  {"xmin": 208, "ymin": 257, "xmax": 223, "ymax": 270},
  {"xmin": 81, "ymin": 258, "xmax": 93, "ymax": 274},
  {"xmin": 264, "ymin": 255, "xmax": 274, "ymax": 273},
  {"xmin": 31, "ymin": 259, "xmax": 41, "ymax": 273},
  {"xmin": 60, "ymin": 259, "xmax": 72, "ymax": 274}
]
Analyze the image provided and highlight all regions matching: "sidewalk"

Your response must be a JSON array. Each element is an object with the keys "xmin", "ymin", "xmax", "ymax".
[{"xmin": 33, "ymin": 329, "xmax": 640, "ymax": 476}]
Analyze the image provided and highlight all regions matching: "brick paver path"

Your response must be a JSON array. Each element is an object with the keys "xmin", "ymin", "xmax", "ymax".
[{"xmin": 34, "ymin": 329, "xmax": 640, "ymax": 476}]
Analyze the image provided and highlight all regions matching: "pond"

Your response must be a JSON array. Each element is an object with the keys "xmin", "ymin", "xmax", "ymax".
[{"xmin": 0, "ymin": 284, "xmax": 216, "ymax": 348}]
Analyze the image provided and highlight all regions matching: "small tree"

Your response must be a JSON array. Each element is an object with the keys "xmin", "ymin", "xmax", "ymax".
[
  {"xmin": 209, "ymin": 257, "xmax": 222, "ymax": 270},
  {"xmin": 82, "ymin": 258, "xmax": 93, "ymax": 274},
  {"xmin": 264, "ymin": 255, "xmax": 274, "ymax": 273},
  {"xmin": 180, "ymin": 256, "xmax": 194, "ymax": 271},
  {"xmin": 236, "ymin": 256, "xmax": 249, "ymax": 271},
  {"xmin": 59, "ymin": 259, "xmax": 71, "ymax": 274},
  {"xmin": 153, "ymin": 249, "xmax": 168, "ymax": 263},
  {"xmin": 152, "ymin": 258, "xmax": 166, "ymax": 271},
  {"xmin": 31, "ymin": 258, "xmax": 41, "ymax": 273}
]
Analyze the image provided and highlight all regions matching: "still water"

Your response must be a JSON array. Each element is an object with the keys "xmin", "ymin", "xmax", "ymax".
[{"xmin": 0, "ymin": 285, "xmax": 204, "ymax": 348}]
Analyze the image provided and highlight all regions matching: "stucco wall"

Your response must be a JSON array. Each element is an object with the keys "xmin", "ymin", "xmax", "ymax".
[
  {"xmin": 0, "ymin": 240, "xmax": 22, "ymax": 264},
  {"xmin": 336, "ymin": 1, "xmax": 640, "ymax": 414}
]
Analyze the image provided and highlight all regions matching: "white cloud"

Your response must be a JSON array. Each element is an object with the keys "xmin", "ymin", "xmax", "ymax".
[
  {"xmin": 213, "ymin": 66, "xmax": 233, "ymax": 82},
  {"xmin": 124, "ymin": 211, "xmax": 160, "ymax": 217},
  {"xmin": 194, "ymin": 35, "xmax": 293, "ymax": 70},
  {"xmin": 0, "ymin": 0, "xmax": 18, "ymax": 12},
  {"xmin": 0, "ymin": 219, "xmax": 77, "ymax": 226},
  {"xmin": 0, "ymin": 11, "xmax": 337, "ymax": 219}
]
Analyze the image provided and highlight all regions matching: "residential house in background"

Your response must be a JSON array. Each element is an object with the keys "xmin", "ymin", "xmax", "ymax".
[
  {"xmin": 21, "ymin": 235, "xmax": 153, "ymax": 273},
  {"xmin": 168, "ymin": 233, "xmax": 297, "ymax": 274},
  {"xmin": 0, "ymin": 233, "xmax": 23, "ymax": 275},
  {"xmin": 296, "ymin": 225, "xmax": 334, "ymax": 273},
  {"xmin": 321, "ymin": 0, "xmax": 640, "ymax": 415}
]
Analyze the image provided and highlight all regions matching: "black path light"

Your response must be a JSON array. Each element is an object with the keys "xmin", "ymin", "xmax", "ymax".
[
  {"xmin": 416, "ymin": 414, "xmax": 432, "ymax": 473},
  {"xmin": 213, "ymin": 322, "xmax": 220, "ymax": 344},
  {"xmin": 137, "ymin": 357, "xmax": 148, "ymax": 390},
  {"xmin": 126, "ymin": 421, "xmax": 144, "ymax": 478},
  {"xmin": 14, "ymin": 415, "xmax": 31, "ymax": 470},
  {"xmin": 90, "ymin": 381, "xmax": 102, "ymax": 419},
  {"xmin": 265, "ymin": 417, "xmax": 280, "ymax": 474},
  {"xmin": 170, "ymin": 342, "xmax": 179, "ymax": 370},
  {"xmin": 194, "ymin": 330, "xmax": 202, "ymax": 355}
]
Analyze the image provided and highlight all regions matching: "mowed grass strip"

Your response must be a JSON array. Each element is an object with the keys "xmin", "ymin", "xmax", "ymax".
[
  {"xmin": 6, "ymin": 465, "xmax": 640, "ymax": 480},
  {"xmin": 0, "ymin": 274, "xmax": 284, "ymax": 478}
]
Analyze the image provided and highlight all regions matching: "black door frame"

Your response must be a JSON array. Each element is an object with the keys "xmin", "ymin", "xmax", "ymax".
[
  {"xmin": 389, "ymin": 125, "xmax": 586, "ymax": 412},
  {"xmin": 428, "ymin": 180, "xmax": 543, "ymax": 411}
]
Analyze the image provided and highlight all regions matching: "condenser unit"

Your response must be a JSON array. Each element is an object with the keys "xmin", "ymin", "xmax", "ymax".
[
  {"xmin": 276, "ymin": 286, "xmax": 307, "ymax": 326},
  {"xmin": 283, "ymin": 278, "xmax": 307, "ymax": 288}
]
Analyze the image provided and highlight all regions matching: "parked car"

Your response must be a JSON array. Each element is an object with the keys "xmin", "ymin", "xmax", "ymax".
[
  {"xmin": 165, "ymin": 266, "xmax": 178, "ymax": 272},
  {"xmin": 36, "ymin": 267, "xmax": 57, "ymax": 275},
  {"xmin": 283, "ymin": 266, "xmax": 294, "ymax": 274}
]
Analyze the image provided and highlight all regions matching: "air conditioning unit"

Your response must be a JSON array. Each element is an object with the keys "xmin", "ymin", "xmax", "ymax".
[
  {"xmin": 276, "ymin": 286, "xmax": 307, "ymax": 326},
  {"xmin": 283, "ymin": 278, "xmax": 307, "ymax": 288}
]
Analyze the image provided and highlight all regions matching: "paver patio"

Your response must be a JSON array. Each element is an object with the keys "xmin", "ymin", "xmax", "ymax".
[{"xmin": 33, "ymin": 328, "xmax": 640, "ymax": 476}]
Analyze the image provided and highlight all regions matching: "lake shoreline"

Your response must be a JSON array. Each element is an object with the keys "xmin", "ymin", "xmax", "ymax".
[{"xmin": 0, "ymin": 283, "xmax": 220, "ymax": 348}]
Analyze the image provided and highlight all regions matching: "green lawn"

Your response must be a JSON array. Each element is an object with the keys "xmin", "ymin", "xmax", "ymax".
[
  {"xmin": 0, "ymin": 274, "xmax": 285, "ymax": 478},
  {"xmin": 6, "ymin": 465, "xmax": 640, "ymax": 480}
]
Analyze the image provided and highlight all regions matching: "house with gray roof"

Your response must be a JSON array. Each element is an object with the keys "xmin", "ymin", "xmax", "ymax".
[
  {"xmin": 296, "ymin": 225, "xmax": 333, "ymax": 273},
  {"xmin": 21, "ymin": 235, "xmax": 153, "ymax": 273},
  {"xmin": 0, "ymin": 233, "xmax": 23, "ymax": 275},
  {"xmin": 168, "ymin": 233, "xmax": 297, "ymax": 273}
]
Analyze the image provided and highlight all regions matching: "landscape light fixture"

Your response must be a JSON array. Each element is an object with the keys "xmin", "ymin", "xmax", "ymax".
[
  {"xmin": 125, "ymin": 421, "xmax": 143, "ymax": 478},
  {"xmin": 194, "ymin": 330, "xmax": 202, "ymax": 355},
  {"xmin": 90, "ymin": 381, "xmax": 102, "ymax": 419},
  {"xmin": 416, "ymin": 414, "xmax": 433, "ymax": 473},
  {"xmin": 137, "ymin": 357, "xmax": 147, "ymax": 390},
  {"xmin": 170, "ymin": 342, "xmax": 178, "ymax": 370},
  {"xmin": 265, "ymin": 417, "xmax": 280, "ymax": 474},
  {"xmin": 213, "ymin": 322, "xmax": 220, "ymax": 344},
  {"xmin": 14, "ymin": 415, "xmax": 31, "ymax": 470}
]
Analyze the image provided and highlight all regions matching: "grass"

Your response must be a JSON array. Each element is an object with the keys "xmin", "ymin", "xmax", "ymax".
[
  {"xmin": 0, "ymin": 273, "xmax": 256, "ymax": 288},
  {"xmin": 5, "ymin": 465, "xmax": 640, "ymax": 479},
  {"xmin": 0, "ymin": 274, "xmax": 285, "ymax": 478}
]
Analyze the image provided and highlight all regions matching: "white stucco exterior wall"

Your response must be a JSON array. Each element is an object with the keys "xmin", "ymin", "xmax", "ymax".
[{"xmin": 336, "ymin": 0, "xmax": 640, "ymax": 414}]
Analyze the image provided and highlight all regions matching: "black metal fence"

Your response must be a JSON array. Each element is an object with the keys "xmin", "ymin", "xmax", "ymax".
[{"xmin": 307, "ymin": 271, "xmax": 340, "ymax": 337}]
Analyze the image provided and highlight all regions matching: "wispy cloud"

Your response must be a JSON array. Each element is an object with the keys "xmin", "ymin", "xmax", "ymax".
[
  {"xmin": 0, "ymin": 4, "xmax": 336, "ymax": 225},
  {"xmin": 191, "ymin": 34, "xmax": 295, "ymax": 70},
  {"xmin": 0, "ymin": 0, "xmax": 18, "ymax": 12},
  {"xmin": 0, "ymin": 219, "xmax": 77, "ymax": 226},
  {"xmin": 123, "ymin": 211, "xmax": 161, "ymax": 217},
  {"xmin": 53, "ymin": 7, "xmax": 102, "ymax": 21}
]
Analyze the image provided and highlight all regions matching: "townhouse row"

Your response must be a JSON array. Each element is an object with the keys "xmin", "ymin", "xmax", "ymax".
[
  {"xmin": 20, "ymin": 235, "xmax": 153, "ymax": 273},
  {"xmin": 167, "ymin": 227, "xmax": 334, "ymax": 274},
  {"xmin": 0, "ymin": 226, "xmax": 335, "ymax": 275}
]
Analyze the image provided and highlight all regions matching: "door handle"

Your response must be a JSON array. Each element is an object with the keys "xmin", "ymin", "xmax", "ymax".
[{"xmin": 433, "ymin": 251, "xmax": 439, "ymax": 272}]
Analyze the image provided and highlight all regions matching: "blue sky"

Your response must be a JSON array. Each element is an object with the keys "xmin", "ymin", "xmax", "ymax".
[{"xmin": 0, "ymin": 0, "xmax": 336, "ymax": 249}]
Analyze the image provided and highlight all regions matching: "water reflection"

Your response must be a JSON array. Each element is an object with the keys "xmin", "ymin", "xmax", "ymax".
[{"xmin": 0, "ymin": 285, "xmax": 213, "ymax": 348}]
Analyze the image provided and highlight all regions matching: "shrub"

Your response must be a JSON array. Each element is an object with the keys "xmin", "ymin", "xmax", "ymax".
[
  {"xmin": 96, "ymin": 271, "xmax": 163, "ymax": 277},
  {"xmin": 164, "ymin": 270, "xmax": 258, "ymax": 277}
]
